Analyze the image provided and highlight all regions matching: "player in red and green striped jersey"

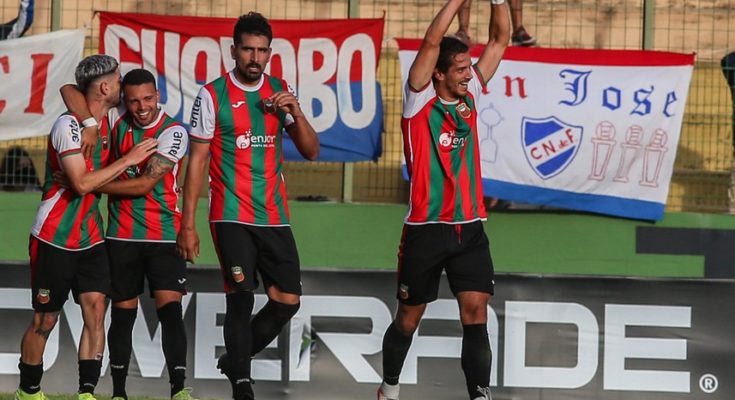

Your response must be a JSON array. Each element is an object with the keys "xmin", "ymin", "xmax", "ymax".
[
  {"xmin": 177, "ymin": 12, "xmax": 319, "ymax": 400},
  {"xmin": 17, "ymin": 55, "xmax": 158, "ymax": 400},
  {"xmin": 378, "ymin": 1, "xmax": 510, "ymax": 400},
  {"xmin": 60, "ymin": 68, "xmax": 193, "ymax": 400}
]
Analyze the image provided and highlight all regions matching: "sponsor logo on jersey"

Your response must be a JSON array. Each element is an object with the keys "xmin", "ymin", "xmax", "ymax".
[
  {"xmin": 36, "ymin": 288, "xmax": 50, "ymax": 304},
  {"xmin": 236, "ymin": 130, "xmax": 276, "ymax": 150},
  {"xmin": 168, "ymin": 130, "xmax": 185, "ymax": 158},
  {"xmin": 438, "ymin": 130, "xmax": 468, "ymax": 151},
  {"xmin": 232, "ymin": 100, "xmax": 247, "ymax": 109},
  {"xmin": 69, "ymin": 119, "xmax": 80, "ymax": 143},
  {"xmin": 190, "ymin": 97, "xmax": 201, "ymax": 128}
]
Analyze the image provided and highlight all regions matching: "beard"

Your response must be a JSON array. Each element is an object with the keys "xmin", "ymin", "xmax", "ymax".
[{"xmin": 240, "ymin": 62, "xmax": 263, "ymax": 83}]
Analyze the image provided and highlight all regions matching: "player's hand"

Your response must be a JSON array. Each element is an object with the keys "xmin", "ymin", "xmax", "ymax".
[
  {"xmin": 267, "ymin": 91, "xmax": 304, "ymax": 119},
  {"xmin": 123, "ymin": 138, "xmax": 158, "ymax": 166},
  {"xmin": 80, "ymin": 125, "xmax": 99, "ymax": 160},
  {"xmin": 176, "ymin": 226, "xmax": 200, "ymax": 262},
  {"xmin": 53, "ymin": 171, "xmax": 72, "ymax": 189},
  {"xmin": 455, "ymin": 29, "xmax": 472, "ymax": 46}
]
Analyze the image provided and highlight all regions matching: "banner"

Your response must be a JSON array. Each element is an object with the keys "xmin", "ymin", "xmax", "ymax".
[
  {"xmin": 0, "ymin": 265, "xmax": 733, "ymax": 399},
  {"xmin": 100, "ymin": 12, "xmax": 384, "ymax": 162},
  {"xmin": 397, "ymin": 40, "xmax": 695, "ymax": 220},
  {"xmin": 0, "ymin": 29, "xmax": 83, "ymax": 140}
]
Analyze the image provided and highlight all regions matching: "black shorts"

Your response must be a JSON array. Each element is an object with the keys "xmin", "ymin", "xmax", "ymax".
[
  {"xmin": 396, "ymin": 221, "xmax": 495, "ymax": 305},
  {"xmin": 29, "ymin": 236, "xmax": 110, "ymax": 312},
  {"xmin": 210, "ymin": 222, "xmax": 301, "ymax": 295},
  {"xmin": 106, "ymin": 239, "xmax": 187, "ymax": 302}
]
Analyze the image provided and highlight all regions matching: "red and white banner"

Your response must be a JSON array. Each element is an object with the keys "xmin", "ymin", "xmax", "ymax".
[
  {"xmin": 397, "ymin": 40, "xmax": 695, "ymax": 220},
  {"xmin": 100, "ymin": 12, "xmax": 385, "ymax": 161},
  {"xmin": 0, "ymin": 29, "xmax": 84, "ymax": 140}
]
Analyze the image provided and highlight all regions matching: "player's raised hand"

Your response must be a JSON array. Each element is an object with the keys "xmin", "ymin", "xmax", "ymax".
[
  {"xmin": 80, "ymin": 125, "xmax": 99, "ymax": 159},
  {"xmin": 177, "ymin": 227, "xmax": 200, "ymax": 263}
]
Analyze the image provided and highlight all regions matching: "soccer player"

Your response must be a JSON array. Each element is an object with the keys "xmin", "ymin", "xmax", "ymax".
[
  {"xmin": 377, "ymin": 1, "xmax": 509, "ymax": 400},
  {"xmin": 60, "ymin": 68, "xmax": 192, "ymax": 400},
  {"xmin": 176, "ymin": 12, "xmax": 319, "ymax": 400},
  {"xmin": 16, "ymin": 55, "xmax": 157, "ymax": 400}
]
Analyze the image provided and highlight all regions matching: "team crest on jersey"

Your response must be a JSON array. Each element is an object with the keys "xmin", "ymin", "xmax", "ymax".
[
  {"xmin": 36, "ymin": 289, "xmax": 50, "ymax": 304},
  {"xmin": 231, "ymin": 266, "xmax": 245, "ymax": 283},
  {"xmin": 101, "ymin": 135, "xmax": 109, "ymax": 150},
  {"xmin": 438, "ymin": 130, "xmax": 468, "ymax": 151},
  {"xmin": 456, "ymin": 102, "xmax": 471, "ymax": 119},
  {"xmin": 522, "ymin": 116, "xmax": 583, "ymax": 180}
]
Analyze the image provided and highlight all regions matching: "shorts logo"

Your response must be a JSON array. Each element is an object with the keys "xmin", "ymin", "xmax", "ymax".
[
  {"xmin": 231, "ymin": 266, "xmax": 245, "ymax": 283},
  {"xmin": 36, "ymin": 289, "xmax": 50, "ymax": 304},
  {"xmin": 399, "ymin": 284, "xmax": 409, "ymax": 300}
]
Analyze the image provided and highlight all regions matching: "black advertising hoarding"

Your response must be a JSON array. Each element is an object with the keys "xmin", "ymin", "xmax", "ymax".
[{"xmin": 0, "ymin": 265, "xmax": 732, "ymax": 399}]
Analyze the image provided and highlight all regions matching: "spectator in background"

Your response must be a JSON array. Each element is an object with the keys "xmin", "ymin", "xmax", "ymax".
[
  {"xmin": 0, "ymin": 146, "xmax": 40, "ymax": 191},
  {"xmin": 456, "ymin": 0, "xmax": 536, "ymax": 47},
  {"xmin": 0, "ymin": 0, "xmax": 34, "ymax": 40}
]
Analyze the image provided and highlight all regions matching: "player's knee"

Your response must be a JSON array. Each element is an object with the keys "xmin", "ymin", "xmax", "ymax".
[
  {"xmin": 394, "ymin": 316, "xmax": 420, "ymax": 336},
  {"xmin": 35, "ymin": 312, "xmax": 59, "ymax": 331},
  {"xmin": 459, "ymin": 303, "xmax": 487, "ymax": 325},
  {"xmin": 156, "ymin": 301, "xmax": 183, "ymax": 324},
  {"xmin": 266, "ymin": 300, "xmax": 300, "ymax": 323}
]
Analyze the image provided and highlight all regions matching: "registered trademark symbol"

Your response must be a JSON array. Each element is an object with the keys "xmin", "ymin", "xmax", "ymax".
[{"xmin": 699, "ymin": 373, "xmax": 718, "ymax": 393}]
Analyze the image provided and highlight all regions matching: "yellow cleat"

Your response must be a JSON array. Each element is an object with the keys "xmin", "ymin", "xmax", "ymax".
[
  {"xmin": 171, "ymin": 388, "xmax": 197, "ymax": 400},
  {"xmin": 14, "ymin": 389, "xmax": 47, "ymax": 400},
  {"xmin": 77, "ymin": 393, "xmax": 97, "ymax": 400}
]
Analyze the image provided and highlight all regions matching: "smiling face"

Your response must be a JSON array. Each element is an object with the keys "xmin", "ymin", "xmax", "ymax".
[
  {"xmin": 123, "ymin": 82, "xmax": 160, "ymax": 126},
  {"xmin": 434, "ymin": 51, "xmax": 473, "ymax": 101},
  {"xmin": 231, "ymin": 33, "xmax": 272, "ymax": 85}
]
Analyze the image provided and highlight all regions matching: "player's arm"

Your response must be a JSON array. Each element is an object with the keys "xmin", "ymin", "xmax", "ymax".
[
  {"xmin": 60, "ymin": 138, "xmax": 158, "ymax": 196},
  {"xmin": 177, "ymin": 140, "xmax": 209, "ymax": 261},
  {"xmin": 456, "ymin": 0, "xmax": 472, "ymax": 45},
  {"xmin": 96, "ymin": 155, "xmax": 174, "ymax": 197},
  {"xmin": 474, "ymin": 0, "xmax": 511, "ymax": 85},
  {"xmin": 60, "ymin": 84, "xmax": 98, "ymax": 160},
  {"xmin": 272, "ymin": 91, "xmax": 319, "ymax": 161},
  {"xmin": 408, "ymin": 0, "xmax": 467, "ymax": 91}
]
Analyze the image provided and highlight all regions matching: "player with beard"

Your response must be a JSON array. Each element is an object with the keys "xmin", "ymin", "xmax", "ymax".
[
  {"xmin": 377, "ymin": 1, "xmax": 509, "ymax": 399},
  {"xmin": 177, "ymin": 12, "xmax": 319, "ymax": 400}
]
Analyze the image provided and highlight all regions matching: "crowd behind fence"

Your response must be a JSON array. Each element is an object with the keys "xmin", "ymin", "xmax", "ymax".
[{"xmin": 1, "ymin": 0, "xmax": 733, "ymax": 213}]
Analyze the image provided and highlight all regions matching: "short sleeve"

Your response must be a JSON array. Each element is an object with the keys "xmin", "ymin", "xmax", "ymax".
[
  {"xmin": 402, "ymin": 80, "xmax": 436, "ymax": 119},
  {"xmin": 189, "ymin": 87, "xmax": 215, "ymax": 142},
  {"xmin": 156, "ymin": 125, "xmax": 189, "ymax": 163},
  {"xmin": 468, "ymin": 66, "xmax": 485, "ymax": 99},
  {"xmin": 51, "ymin": 115, "xmax": 83, "ymax": 158}
]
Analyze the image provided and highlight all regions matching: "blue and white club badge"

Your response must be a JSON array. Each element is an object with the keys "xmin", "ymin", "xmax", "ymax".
[{"xmin": 521, "ymin": 116, "xmax": 583, "ymax": 180}]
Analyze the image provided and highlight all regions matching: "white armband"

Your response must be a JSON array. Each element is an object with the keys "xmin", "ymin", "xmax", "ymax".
[
  {"xmin": 81, "ymin": 117, "xmax": 98, "ymax": 129},
  {"xmin": 491, "ymin": 0, "xmax": 505, "ymax": 4}
]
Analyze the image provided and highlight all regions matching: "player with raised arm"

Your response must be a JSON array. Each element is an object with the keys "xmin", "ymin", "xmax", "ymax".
[{"xmin": 377, "ymin": 1, "xmax": 510, "ymax": 399}]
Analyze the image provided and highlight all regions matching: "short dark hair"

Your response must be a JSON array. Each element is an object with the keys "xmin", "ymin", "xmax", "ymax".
[
  {"xmin": 233, "ymin": 12, "xmax": 273, "ymax": 45},
  {"xmin": 75, "ymin": 54, "xmax": 118, "ymax": 93},
  {"xmin": 122, "ymin": 68, "xmax": 156, "ymax": 89},
  {"xmin": 436, "ymin": 36, "xmax": 470, "ymax": 74}
]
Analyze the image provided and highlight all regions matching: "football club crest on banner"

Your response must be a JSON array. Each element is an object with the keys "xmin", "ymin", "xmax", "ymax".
[{"xmin": 522, "ymin": 116, "xmax": 583, "ymax": 179}]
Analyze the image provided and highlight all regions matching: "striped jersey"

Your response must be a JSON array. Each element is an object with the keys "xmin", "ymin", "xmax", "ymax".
[
  {"xmin": 401, "ymin": 66, "xmax": 487, "ymax": 224},
  {"xmin": 106, "ymin": 109, "xmax": 188, "ymax": 242},
  {"xmin": 31, "ymin": 110, "xmax": 115, "ymax": 250},
  {"xmin": 190, "ymin": 71, "xmax": 295, "ymax": 226}
]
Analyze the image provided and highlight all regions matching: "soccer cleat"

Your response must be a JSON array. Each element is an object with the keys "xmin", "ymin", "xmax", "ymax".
[
  {"xmin": 473, "ymin": 386, "xmax": 493, "ymax": 400},
  {"xmin": 110, "ymin": 397, "xmax": 126, "ymax": 400},
  {"xmin": 14, "ymin": 389, "xmax": 47, "ymax": 400},
  {"xmin": 171, "ymin": 387, "xmax": 197, "ymax": 400},
  {"xmin": 77, "ymin": 393, "xmax": 97, "ymax": 400},
  {"xmin": 511, "ymin": 26, "xmax": 536, "ymax": 47}
]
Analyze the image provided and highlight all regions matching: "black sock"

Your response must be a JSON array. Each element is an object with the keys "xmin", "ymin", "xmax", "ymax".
[
  {"xmin": 461, "ymin": 324, "xmax": 492, "ymax": 399},
  {"xmin": 157, "ymin": 301, "xmax": 188, "ymax": 397},
  {"xmin": 18, "ymin": 361, "xmax": 43, "ymax": 394},
  {"xmin": 224, "ymin": 292, "xmax": 254, "ymax": 400},
  {"xmin": 78, "ymin": 359, "xmax": 102, "ymax": 394},
  {"xmin": 250, "ymin": 300, "xmax": 299, "ymax": 356},
  {"xmin": 381, "ymin": 322, "xmax": 413, "ymax": 386},
  {"xmin": 108, "ymin": 307, "xmax": 137, "ymax": 399}
]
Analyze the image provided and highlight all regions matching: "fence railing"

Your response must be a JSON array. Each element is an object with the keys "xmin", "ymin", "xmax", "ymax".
[{"xmin": 1, "ymin": 0, "xmax": 733, "ymax": 212}]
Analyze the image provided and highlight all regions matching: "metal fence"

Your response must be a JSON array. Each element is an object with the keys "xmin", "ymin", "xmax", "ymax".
[{"xmin": 1, "ymin": 0, "xmax": 733, "ymax": 212}]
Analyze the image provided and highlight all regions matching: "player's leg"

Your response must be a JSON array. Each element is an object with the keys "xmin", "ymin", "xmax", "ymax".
[
  {"xmin": 446, "ymin": 222, "xmax": 495, "ymax": 400},
  {"xmin": 75, "ymin": 243, "xmax": 111, "ymax": 400},
  {"xmin": 16, "ymin": 237, "xmax": 74, "ymax": 400},
  {"xmin": 106, "ymin": 239, "xmax": 145, "ymax": 400},
  {"xmin": 249, "ymin": 226, "xmax": 301, "ymax": 356},
  {"xmin": 379, "ymin": 224, "xmax": 447, "ymax": 400},
  {"xmin": 211, "ymin": 222, "xmax": 257, "ymax": 400},
  {"xmin": 147, "ymin": 242, "xmax": 190, "ymax": 399}
]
